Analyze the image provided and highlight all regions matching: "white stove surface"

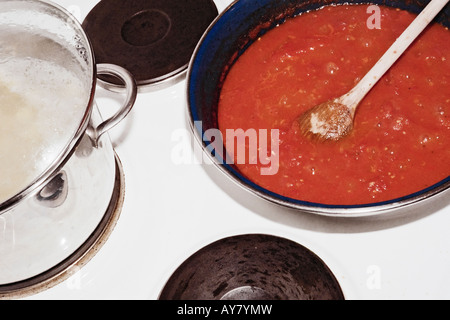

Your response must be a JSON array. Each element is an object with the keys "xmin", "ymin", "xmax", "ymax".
[{"xmin": 28, "ymin": 0, "xmax": 450, "ymax": 300}]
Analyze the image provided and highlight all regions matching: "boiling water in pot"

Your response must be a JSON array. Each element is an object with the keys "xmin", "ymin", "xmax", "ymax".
[{"xmin": 0, "ymin": 27, "xmax": 90, "ymax": 205}]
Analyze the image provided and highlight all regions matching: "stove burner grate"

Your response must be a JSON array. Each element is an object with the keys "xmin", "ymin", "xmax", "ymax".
[
  {"xmin": 82, "ymin": 0, "xmax": 218, "ymax": 91},
  {"xmin": 160, "ymin": 234, "xmax": 345, "ymax": 300}
]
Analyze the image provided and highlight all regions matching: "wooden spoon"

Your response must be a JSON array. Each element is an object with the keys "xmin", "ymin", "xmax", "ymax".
[{"xmin": 297, "ymin": 0, "xmax": 449, "ymax": 141}]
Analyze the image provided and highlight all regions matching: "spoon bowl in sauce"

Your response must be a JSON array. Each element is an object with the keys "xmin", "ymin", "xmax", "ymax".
[{"xmin": 298, "ymin": 0, "xmax": 450, "ymax": 142}]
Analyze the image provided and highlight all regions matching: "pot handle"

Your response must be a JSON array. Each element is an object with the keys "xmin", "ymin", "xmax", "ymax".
[{"xmin": 87, "ymin": 63, "xmax": 137, "ymax": 145}]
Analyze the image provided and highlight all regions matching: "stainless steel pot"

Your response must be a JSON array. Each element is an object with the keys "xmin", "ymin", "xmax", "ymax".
[{"xmin": 0, "ymin": 0, "xmax": 137, "ymax": 285}]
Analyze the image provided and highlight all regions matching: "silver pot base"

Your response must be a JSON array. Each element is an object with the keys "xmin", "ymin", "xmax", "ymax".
[{"xmin": 0, "ymin": 152, "xmax": 125, "ymax": 300}]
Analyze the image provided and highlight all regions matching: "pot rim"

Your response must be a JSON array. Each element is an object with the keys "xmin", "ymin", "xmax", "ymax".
[
  {"xmin": 186, "ymin": 0, "xmax": 450, "ymax": 218},
  {"xmin": 0, "ymin": 0, "xmax": 97, "ymax": 214}
]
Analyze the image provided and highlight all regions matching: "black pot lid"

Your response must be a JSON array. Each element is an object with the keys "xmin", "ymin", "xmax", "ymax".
[
  {"xmin": 159, "ymin": 234, "xmax": 345, "ymax": 300},
  {"xmin": 82, "ymin": 0, "xmax": 218, "ymax": 91}
]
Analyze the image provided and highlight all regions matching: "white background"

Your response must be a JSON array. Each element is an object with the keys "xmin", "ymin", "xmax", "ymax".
[{"xmin": 27, "ymin": 0, "xmax": 450, "ymax": 300}]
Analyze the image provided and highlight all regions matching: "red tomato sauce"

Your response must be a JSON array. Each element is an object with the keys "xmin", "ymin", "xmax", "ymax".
[{"xmin": 218, "ymin": 4, "xmax": 450, "ymax": 205}]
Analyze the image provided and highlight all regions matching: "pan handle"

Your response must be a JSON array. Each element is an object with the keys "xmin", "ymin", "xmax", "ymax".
[{"xmin": 87, "ymin": 64, "xmax": 137, "ymax": 146}]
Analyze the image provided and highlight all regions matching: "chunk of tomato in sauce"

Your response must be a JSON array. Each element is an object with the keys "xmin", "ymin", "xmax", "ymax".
[{"xmin": 218, "ymin": 4, "xmax": 450, "ymax": 205}]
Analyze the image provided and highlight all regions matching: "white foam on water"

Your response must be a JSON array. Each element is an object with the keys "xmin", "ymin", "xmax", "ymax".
[{"xmin": 0, "ymin": 27, "xmax": 90, "ymax": 204}]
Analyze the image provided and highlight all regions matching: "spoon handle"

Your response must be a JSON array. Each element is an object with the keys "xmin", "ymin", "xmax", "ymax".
[{"xmin": 342, "ymin": 0, "xmax": 449, "ymax": 110}]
